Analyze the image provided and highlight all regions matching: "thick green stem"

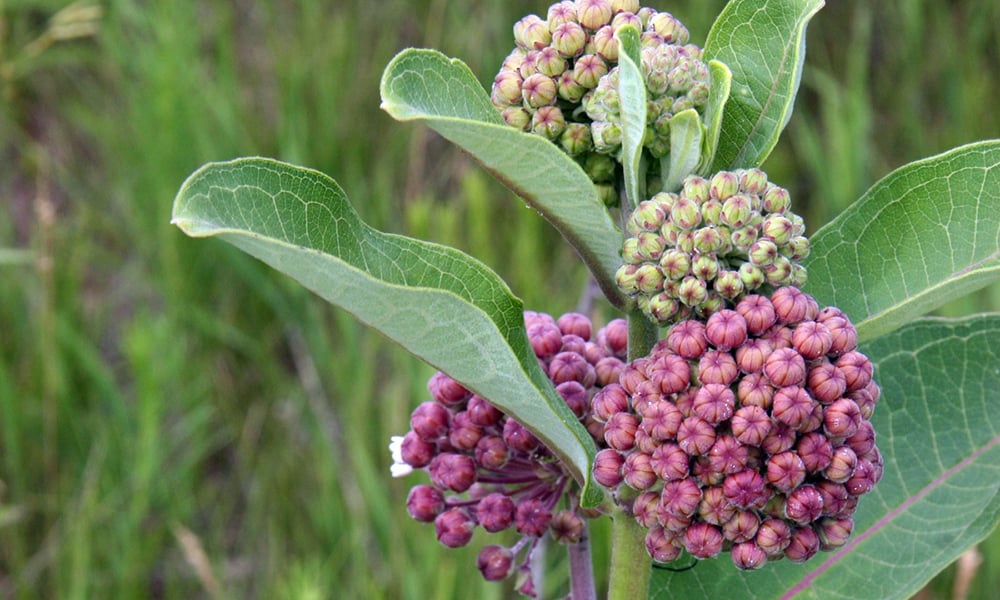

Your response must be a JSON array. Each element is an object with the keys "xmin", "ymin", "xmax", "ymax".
[{"xmin": 607, "ymin": 510, "xmax": 653, "ymax": 600}]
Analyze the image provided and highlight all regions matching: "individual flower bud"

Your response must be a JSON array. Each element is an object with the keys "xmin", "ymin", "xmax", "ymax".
[
  {"xmin": 593, "ymin": 448, "xmax": 625, "ymax": 487},
  {"xmin": 845, "ymin": 457, "xmax": 879, "ymax": 496},
  {"xmin": 771, "ymin": 286, "xmax": 817, "ymax": 325},
  {"xmin": 527, "ymin": 319, "xmax": 563, "ymax": 360},
  {"xmin": 835, "ymin": 351, "xmax": 874, "ymax": 393},
  {"xmin": 816, "ymin": 480, "xmax": 850, "ymax": 517},
  {"xmin": 641, "ymin": 399, "xmax": 684, "ymax": 440},
  {"xmin": 549, "ymin": 350, "xmax": 595, "ymax": 386},
  {"xmin": 628, "ymin": 200, "xmax": 668, "ymax": 234},
  {"xmin": 817, "ymin": 517, "xmax": 854, "ymax": 550},
  {"xmin": 762, "ymin": 323, "xmax": 793, "ymax": 350},
  {"xmin": 475, "ymin": 434, "xmax": 509, "ymax": 470},
  {"xmin": 733, "ymin": 338, "xmax": 770, "ymax": 374},
  {"xmin": 698, "ymin": 350, "xmax": 739, "ymax": 385},
  {"xmin": 515, "ymin": 498, "xmax": 552, "ymax": 537},
  {"xmin": 623, "ymin": 451, "xmax": 658, "ymax": 490},
  {"xmin": 615, "ymin": 264, "xmax": 640, "ymax": 295},
  {"xmin": 633, "ymin": 491, "xmax": 662, "ymax": 528},
  {"xmin": 660, "ymin": 477, "xmax": 703, "ymax": 517},
  {"xmin": 521, "ymin": 72, "xmax": 557, "ymax": 107},
  {"xmin": 731, "ymin": 541, "xmax": 768, "ymax": 571},
  {"xmin": 572, "ymin": 56, "xmax": 606, "ymax": 92},
  {"xmin": 684, "ymin": 522, "xmax": 724, "ymax": 559},
  {"xmin": 707, "ymin": 434, "xmax": 749, "ymax": 476},
  {"xmin": 733, "ymin": 295, "xmax": 775, "ymax": 335},
  {"xmin": 428, "ymin": 453, "xmax": 476, "ymax": 493},
  {"xmin": 753, "ymin": 517, "xmax": 791, "ymax": 558},
  {"xmin": 796, "ymin": 431, "xmax": 834, "ymax": 473},
  {"xmin": 650, "ymin": 442, "xmax": 690, "ymax": 481},
  {"xmin": 618, "ymin": 359, "xmax": 648, "ymax": 395},
  {"xmin": 764, "ymin": 256, "xmax": 793, "ymax": 285},
  {"xmin": 476, "ymin": 492, "xmax": 516, "ymax": 532},
  {"xmin": 766, "ymin": 451, "xmax": 807, "ymax": 493},
  {"xmin": 554, "ymin": 381, "xmax": 588, "ymax": 419},
  {"xmin": 806, "ymin": 360, "xmax": 847, "ymax": 404},
  {"xmin": 503, "ymin": 418, "xmax": 540, "ymax": 454},
  {"xmin": 783, "ymin": 235, "xmax": 810, "ymax": 261},
  {"xmin": 649, "ymin": 353, "xmax": 691, "ymax": 394},
  {"xmin": 491, "ymin": 70, "xmax": 524, "ymax": 107},
  {"xmin": 631, "ymin": 379, "xmax": 663, "ymax": 417},
  {"xmin": 771, "ymin": 386, "xmax": 816, "ymax": 432},
  {"xmin": 693, "ymin": 383, "xmax": 735, "ymax": 425},
  {"xmin": 592, "ymin": 120, "xmax": 623, "ymax": 152},
  {"xmin": 592, "ymin": 383, "xmax": 629, "ymax": 422},
  {"xmin": 691, "ymin": 253, "xmax": 720, "ymax": 281},
  {"xmin": 824, "ymin": 397, "xmax": 862, "ymax": 439},
  {"xmin": 731, "ymin": 405, "xmax": 772, "ymax": 447},
  {"xmin": 760, "ymin": 422, "xmax": 797, "ymax": 455},
  {"xmin": 648, "ymin": 11, "xmax": 690, "ymax": 44},
  {"xmin": 738, "ymin": 262, "xmax": 766, "ymax": 291},
  {"xmin": 399, "ymin": 430, "xmax": 436, "ymax": 468},
  {"xmin": 411, "ymin": 401, "xmax": 451, "ymax": 442},
  {"xmin": 514, "ymin": 14, "xmax": 551, "ymax": 50},
  {"xmin": 477, "ymin": 545, "xmax": 514, "ymax": 581},
  {"xmin": 737, "ymin": 372, "xmax": 774, "ymax": 409},
  {"xmin": 714, "ymin": 269, "xmax": 745, "ymax": 300},
  {"xmin": 748, "ymin": 238, "xmax": 778, "ymax": 267},
  {"xmin": 823, "ymin": 316, "xmax": 858, "ymax": 356},
  {"xmin": 550, "ymin": 510, "xmax": 585, "ymax": 543},
  {"xmin": 590, "ymin": 25, "xmax": 618, "ymax": 61},
  {"xmin": 846, "ymin": 420, "xmax": 877, "ymax": 457},
  {"xmin": 447, "ymin": 411, "xmax": 483, "ymax": 451},
  {"xmin": 576, "ymin": 0, "xmax": 613, "ymax": 30},
  {"xmin": 693, "ymin": 486, "xmax": 733, "ymax": 526},
  {"xmin": 670, "ymin": 196, "xmax": 701, "ymax": 230},
  {"xmin": 761, "ymin": 214, "xmax": 794, "ymax": 246},
  {"xmin": 764, "ymin": 347, "xmax": 807, "ymax": 388},
  {"xmin": 708, "ymin": 171, "xmax": 739, "ymax": 201},
  {"xmin": 466, "ymin": 395, "xmax": 502, "ymax": 427},
  {"xmin": 604, "ymin": 411, "xmax": 639, "ymax": 451},
  {"xmin": 676, "ymin": 415, "xmax": 716, "ymax": 456},
  {"xmin": 723, "ymin": 510, "xmax": 761, "ymax": 544},
  {"xmin": 784, "ymin": 526, "xmax": 820, "ymax": 563},
  {"xmin": 658, "ymin": 248, "xmax": 690, "ymax": 281},
  {"xmin": 677, "ymin": 276, "xmax": 708, "ymax": 307},
  {"xmin": 723, "ymin": 469, "xmax": 770, "ymax": 510},
  {"xmin": 501, "ymin": 106, "xmax": 531, "ymax": 130},
  {"xmin": 681, "ymin": 175, "xmax": 711, "ymax": 204},
  {"xmin": 646, "ymin": 525, "xmax": 683, "ymax": 563},
  {"xmin": 703, "ymin": 309, "xmax": 748, "ymax": 351},
  {"xmin": 406, "ymin": 485, "xmax": 446, "ymax": 522},
  {"xmin": 531, "ymin": 105, "xmax": 566, "ymax": 139},
  {"xmin": 762, "ymin": 185, "xmax": 791, "ymax": 213},
  {"xmin": 535, "ymin": 46, "xmax": 567, "ymax": 77},
  {"xmin": 721, "ymin": 194, "xmax": 753, "ymax": 228},
  {"xmin": 824, "ymin": 445, "xmax": 858, "ymax": 483},
  {"xmin": 435, "ymin": 508, "xmax": 475, "ymax": 548}
]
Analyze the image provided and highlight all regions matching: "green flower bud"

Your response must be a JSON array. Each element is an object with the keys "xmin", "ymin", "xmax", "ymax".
[
  {"xmin": 678, "ymin": 275, "xmax": 708, "ymax": 306},
  {"xmin": 738, "ymin": 168, "xmax": 769, "ymax": 194},
  {"xmin": 522, "ymin": 73, "xmax": 557, "ymax": 107},
  {"xmin": 730, "ymin": 226, "xmax": 759, "ymax": 253},
  {"xmin": 721, "ymin": 194, "xmax": 753, "ymax": 228},
  {"xmin": 635, "ymin": 263, "xmax": 665, "ymax": 295},
  {"xmin": 531, "ymin": 105, "xmax": 566, "ymax": 139},
  {"xmin": 501, "ymin": 106, "xmax": 531, "ymax": 130},
  {"xmin": 636, "ymin": 6, "xmax": 656, "ymax": 28},
  {"xmin": 762, "ymin": 185, "xmax": 791, "ymax": 213},
  {"xmin": 782, "ymin": 235, "xmax": 810, "ymax": 261},
  {"xmin": 710, "ymin": 171, "xmax": 740, "ymax": 201},
  {"xmin": 761, "ymin": 214, "xmax": 794, "ymax": 246},
  {"xmin": 557, "ymin": 70, "xmax": 586, "ymax": 102},
  {"xmin": 640, "ymin": 31, "xmax": 663, "ymax": 48},
  {"xmin": 692, "ymin": 226, "xmax": 724, "ymax": 254},
  {"xmin": 628, "ymin": 200, "xmax": 667, "ymax": 234},
  {"xmin": 514, "ymin": 15, "xmax": 551, "ymax": 50},
  {"xmin": 764, "ymin": 255, "xmax": 793, "ymax": 285},
  {"xmin": 593, "ymin": 25, "xmax": 618, "ymax": 61},
  {"xmin": 676, "ymin": 230, "xmax": 695, "ymax": 254},
  {"xmin": 551, "ymin": 22, "xmax": 587, "ymax": 58},
  {"xmin": 648, "ymin": 293, "xmax": 680, "ymax": 322},
  {"xmin": 535, "ymin": 47, "xmax": 567, "ymax": 77},
  {"xmin": 659, "ymin": 220, "xmax": 680, "ymax": 245},
  {"xmin": 739, "ymin": 262, "xmax": 765, "ymax": 290},
  {"xmin": 491, "ymin": 70, "xmax": 523, "ymax": 107},
  {"xmin": 595, "ymin": 182, "xmax": 618, "ymax": 206},
  {"xmin": 646, "ymin": 173, "xmax": 663, "ymax": 196},
  {"xmin": 790, "ymin": 264, "xmax": 808, "ymax": 287},
  {"xmin": 652, "ymin": 191, "xmax": 677, "ymax": 213},
  {"xmin": 788, "ymin": 213, "xmax": 806, "ymax": 236},
  {"xmin": 749, "ymin": 239, "xmax": 779, "ymax": 267},
  {"xmin": 670, "ymin": 197, "xmax": 701, "ymax": 230},
  {"xmin": 715, "ymin": 270, "xmax": 745, "ymax": 300},
  {"xmin": 621, "ymin": 236, "xmax": 642, "ymax": 264},
  {"xmin": 577, "ymin": 0, "xmax": 613, "ymax": 31},
  {"xmin": 502, "ymin": 48, "xmax": 528, "ymax": 72},
  {"xmin": 691, "ymin": 253, "xmax": 719, "ymax": 281},
  {"xmin": 697, "ymin": 291, "xmax": 724, "ymax": 317},
  {"xmin": 610, "ymin": 0, "xmax": 639, "ymax": 13},
  {"xmin": 547, "ymin": 1, "xmax": 578, "ymax": 29},
  {"xmin": 648, "ymin": 11, "xmax": 690, "ymax": 44},
  {"xmin": 591, "ymin": 121, "xmax": 623, "ymax": 153},
  {"xmin": 560, "ymin": 122, "xmax": 593, "ymax": 156},
  {"xmin": 646, "ymin": 68, "xmax": 670, "ymax": 97},
  {"xmin": 635, "ymin": 231, "xmax": 666, "ymax": 261},
  {"xmin": 615, "ymin": 263, "xmax": 640, "ymax": 294},
  {"xmin": 700, "ymin": 199, "xmax": 723, "ymax": 227},
  {"xmin": 518, "ymin": 50, "xmax": 539, "ymax": 78},
  {"xmin": 635, "ymin": 293, "xmax": 651, "ymax": 315},
  {"xmin": 659, "ymin": 249, "xmax": 690, "ymax": 280},
  {"xmin": 688, "ymin": 80, "xmax": 709, "ymax": 105},
  {"xmin": 584, "ymin": 152, "xmax": 616, "ymax": 183},
  {"xmin": 682, "ymin": 176, "xmax": 711, "ymax": 204},
  {"xmin": 573, "ymin": 54, "xmax": 608, "ymax": 89}
]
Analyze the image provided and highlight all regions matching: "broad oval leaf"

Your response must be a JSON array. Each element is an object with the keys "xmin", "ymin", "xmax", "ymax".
[
  {"xmin": 379, "ymin": 49, "xmax": 626, "ymax": 308},
  {"xmin": 704, "ymin": 0, "xmax": 824, "ymax": 171},
  {"xmin": 805, "ymin": 140, "xmax": 1000, "ymax": 342},
  {"xmin": 615, "ymin": 25, "xmax": 646, "ymax": 209},
  {"xmin": 171, "ymin": 157, "xmax": 602, "ymax": 506},
  {"xmin": 651, "ymin": 314, "xmax": 1000, "ymax": 599}
]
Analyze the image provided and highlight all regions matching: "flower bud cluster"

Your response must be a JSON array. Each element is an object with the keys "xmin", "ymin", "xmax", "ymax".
[
  {"xmin": 615, "ymin": 169, "xmax": 809, "ymax": 324},
  {"xmin": 591, "ymin": 288, "xmax": 882, "ymax": 569},
  {"xmin": 392, "ymin": 311, "xmax": 628, "ymax": 589},
  {"xmin": 491, "ymin": 1, "xmax": 698, "ymax": 195}
]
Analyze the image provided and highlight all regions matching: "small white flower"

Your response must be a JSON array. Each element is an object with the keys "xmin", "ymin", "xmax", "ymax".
[{"xmin": 388, "ymin": 435, "xmax": 413, "ymax": 478}]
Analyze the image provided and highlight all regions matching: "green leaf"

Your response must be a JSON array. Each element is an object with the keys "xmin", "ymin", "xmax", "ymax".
[
  {"xmin": 703, "ymin": 0, "xmax": 824, "ymax": 170},
  {"xmin": 700, "ymin": 60, "xmax": 733, "ymax": 174},
  {"xmin": 379, "ymin": 49, "xmax": 626, "ymax": 308},
  {"xmin": 659, "ymin": 109, "xmax": 703, "ymax": 194},
  {"xmin": 804, "ymin": 140, "xmax": 1000, "ymax": 342},
  {"xmin": 171, "ymin": 157, "xmax": 602, "ymax": 507},
  {"xmin": 614, "ymin": 25, "xmax": 646, "ymax": 210},
  {"xmin": 651, "ymin": 314, "xmax": 1000, "ymax": 600}
]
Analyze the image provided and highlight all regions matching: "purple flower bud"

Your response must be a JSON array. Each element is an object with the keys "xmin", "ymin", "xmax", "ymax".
[
  {"xmin": 595, "ymin": 356, "xmax": 625, "ymax": 387},
  {"xmin": 633, "ymin": 491, "xmax": 662, "ymax": 528},
  {"xmin": 428, "ymin": 453, "xmax": 476, "ymax": 493},
  {"xmin": 760, "ymin": 422, "xmax": 797, "ymax": 456},
  {"xmin": 659, "ymin": 512, "xmax": 694, "ymax": 534},
  {"xmin": 400, "ymin": 431, "xmax": 436, "ymax": 468},
  {"xmin": 556, "ymin": 380, "xmax": 589, "ymax": 419},
  {"xmin": 593, "ymin": 448, "xmax": 624, "ymax": 487},
  {"xmin": 735, "ymin": 295, "xmax": 777, "ymax": 335},
  {"xmin": 824, "ymin": 445, "xmax": 858, "ymax": 483},
  {"xmin": 816, "ymin": 480, "xmax": 850, "ymax": 517},
  {"xmin": 650, "ymin": 442, "xmax": 690, "ymax": 481},
  {"xmin": 547, "ymin": 1, "xmax": 578, "ymax": 28},
  {"xmin": 645, "ymin": 525, "xmax": 682, "ymax": 563},
  {"xmin": 623, "ymin": 451, "xmax": 658, "ymax": 490},
  {"xmin": 731, "ymin": 541, "xmax": 768, "ymax": 570},
  {"xmin": 549, "ymin": 351, "xmax": 595, "ymax": 386},
  {"xmin": 411, "ymin": 401, "xmax": 451, "ymax": 442},
  {"xmin": 676, "ymin": 415, "xmax": 716, "ymax": 456},
  {"xmin": 766, "ymin": 451, "xmax": 807, "ymax": 493},
  {"xmin": 817, "ymin": 517, "xmax": 854, "ymax": 550},
  {"xmin": 435, "ymin": 508, "xmax": 475, "ymax": 548},
  {"xmin": 691, "ymin": 455, "xmax": 724, "ymax": 487},
  {"xmin": 792, "ymin": 321, "xmax": 833, "ymax": 361},
  {"xmin": 503, "ymin": 419, "xmax": 540, "ymax": 454},
  {"xmin": 723, "ymin": 510, "xmax": 761, "ymax": 544},
  {"xmin": 599, "ymin": 318, "xmax": 629, "ymax": 358},
  {"xmin": 551, "ymin": 510, "xmax": 585, "ymax": 544},
  {"xmin": 835, "ymin": 351, "xmax": 874, "ymax": 393},
  {"xmin": 466, "ymin": 394, "xmax": 503, "ymax": 427},
  {"xmin": 693, "ymin": 383, "xmax": 735, "ymax": 424},
  {"xmin": 731, "ymin": 405, "xmax": 772, "ymax": 447},
  {"xmin": 661, "ymin": 477, "xmax": 703, "ymax": 518},
  {"xmin": 704, "ymin": 309, "xmax": 748, "ymax": 351},
  {"xmin": 515, "ymin": 498, "xmax": 552, "ymax": 537},
  {"xmin": 448, "ymin": 411, "xmax": 483, "ymax": 451},
  {"xmin": 772, "ymin": 386, "xmax": 817, "ymax": 432},
  {"xmin": 824, "ymin": 397, "xmax": 862, "ymax": 439},
  {"xmin": 823, "ymin": 316, "xmax": 858, "ymax": 356},
  {"xmin": 477, "ymin": 545, "xmax": 514, "ymax": 581},
  {"xmin": 807, "ymin": 360, "xmax": 847, "ymax": 404},
  {"xmin": 696, "ymin": 485, "xmax": 735, "ymax": 525},
  {"xmin": 845, "ymin": 458, "xmax": 879, "ymax": 496},
  {"xmin": 771, "ymin": 286, "xmax": 817, "ymax": 325},
  {"xmin": 762, "ymin": 324, "xmax": 794, "ymax": 350},
  {"xmin": 555, "ymin": 312, "xmax": 592, "ymax": 341},
  {"xmin": 673, "ymin": 387, "xmax": 697, "ymax": 417},
  {"xmin": 527, "ymin": 320, "xmax": 563, "ymax": 359},
  {"xmin": 784, "ymin": 526, "xmax": 820, "ymax": 563},
  {"xmin": 737, "ymin": 372, "xmax": 774, "ymax": 410},
  {"xmin": 592, "ymin": 383, "xmax": 629, "ymax": 422},
  {"xmin": 640, "ymin": 399, "xmax": 684, "ymax": 440},
  {"xmin": 633, "ymin": 427, "xmax": 659, "ymax": 454},
  {"xmin": 666, "ymin": 319, "xmax": 708, "ymax": 359},
  {"xmin": 684, "ymin": 522, "xmax": 724, "ymax": 559},
  {"xmin": 707, "ymin": 434, "xmax": 749, "ymax": 475},
  {"xmin": 796, "ymin": 431, "xmax": 834, "ymax": 473},
  {"xmin": 648, "ymin": 352, "xmax": 691, "ymax": 394},
  {"xmin": 475, "ymin": 435, "xmax": 509, "ymax": 470},
  {"xmin": 735, "ymin": 338, "xmax": 772, "ymax": 374},
  {"xmin": 846, "ymin": 420, "xmax": 877, "ymax": 457},
  {"xmin": 764, "ymin": 347, "xmax": 807, "ymax": 388},
  {"xmin": 406, "ymin": 485, "xmax": 446, "ymax": 522},
  {"xmin": 698, "ymin": 351, "xmax": 739, "ymax": 386},
  {"xmin": 618, "ymin": 359, "xmax": 648, "ymax": 395},
  {"xmin": 632, "ymin": 379, "xmax": 664, "ymax": 417},
  {"xmin": 756, "ymin": 517, "xmax": 792, "ymax": 557},
  {"xmin": 604, "ymin": 411, "xmax": 639, "ymax": 451},
  {"xmin": 476, "ymin": 492, "xmax": 516, "ymax": 532},
  {"xmin": 723, "ymin": 469, "xmax": 769, "ymax": 510}
]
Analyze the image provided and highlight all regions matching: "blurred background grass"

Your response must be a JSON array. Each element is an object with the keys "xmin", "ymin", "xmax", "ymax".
[{"xmin": 1, "ymin": 0, "xmax": 998, "ymax": 598}]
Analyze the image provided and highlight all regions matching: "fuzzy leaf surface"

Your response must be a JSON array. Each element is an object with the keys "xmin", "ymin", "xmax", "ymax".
[
  {"xmin": 171, "ymin": 157, "xmax": 602, "ymax": 506},
  {"xmin": 651, "ymin": 314, "xmax": 1000, "ymax": 599},
  {"xmin": 704, "ymin": 0, "xmax": 824, "ymax": 170},
  {"xmin": 615, "ymin": 25, "xmax": 646, "ymax": 209},
  {"xmin": 805, "ymin": 140, "xmax": 1000, "ymax": 341},
  {"xmin": 379, "ymin": 49, "xmax": 625, "ymax": 307}
]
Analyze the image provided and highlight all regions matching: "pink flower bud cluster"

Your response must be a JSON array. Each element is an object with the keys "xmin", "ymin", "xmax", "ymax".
[
  {"xmin": 591, "ymin": 288, "xmax": 882, "ymax": 569},
  {"xmin": 616, "ymin": 170, "xmax": 810, "ymax": 324},
  {"xmin": 397, "ymin": 311, "xmax": 627, "ymax": 588}
]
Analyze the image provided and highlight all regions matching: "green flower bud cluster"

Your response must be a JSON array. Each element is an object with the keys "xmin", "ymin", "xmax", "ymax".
[
  {"xmin": 584, "ymin": 42, "xmax": 709, "ymax": 159},
  {"xmin": 491, "ymin": 1, "xmax": 695, "ymax": 197},
  {"xmin": 615, "ymin": 169, "xmax": 810, "ymax": 324}
]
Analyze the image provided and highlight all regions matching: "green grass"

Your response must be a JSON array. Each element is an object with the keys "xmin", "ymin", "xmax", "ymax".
[{"xmin": 1, "ymin": 1, "xmax": 998, "ymax": 598}]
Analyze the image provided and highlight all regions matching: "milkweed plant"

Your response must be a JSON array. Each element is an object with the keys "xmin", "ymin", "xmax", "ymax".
[{"xmin": 171, "ymin": 1, "xmax": 1000, "ymax": 598}]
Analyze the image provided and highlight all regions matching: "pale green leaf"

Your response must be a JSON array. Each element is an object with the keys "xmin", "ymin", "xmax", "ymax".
[
  {"xmin": 651, "ymin": 314, "xmax": 1000, "ymax": 600},
  {"xmin": 704, "ymin": 0, "xmax": 824, "ymax": 170},
  {"xmin": 171, "ymin": 157, "xmax": 602, "ymax": 506},
  {"xmin": 615, "ymin": 25, "xmax": 646, "ymax": 210},
  {"xmin": 700, "ymin": 60, "xmax": 733, "ymax": 174},
  {"xmin": 379, "ymin": 49, "xmax": 626, "ymax": 308},
  {"xmin": 805, "ymin": 140, "xmax": 1000, "ymax": 342},
  {"xmin": 659, "ymin": 109, "xmax": 703, "ymax": 194}
]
